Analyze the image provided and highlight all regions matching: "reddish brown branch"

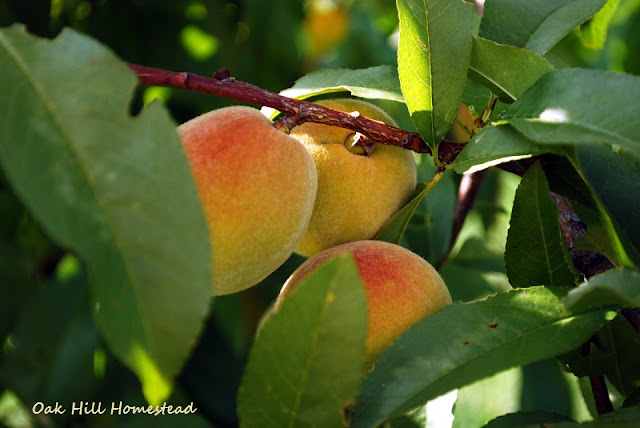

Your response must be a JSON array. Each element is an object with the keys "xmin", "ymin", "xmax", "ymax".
[
  {"xmin": 439, "ymin": 171, "xmax": 485, "ymax": 269},
  {"xmin": 128, "ymin": 63, "xmax": 432, "ymax": 154}
]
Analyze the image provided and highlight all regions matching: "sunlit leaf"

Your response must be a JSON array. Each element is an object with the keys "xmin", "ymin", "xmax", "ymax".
[{"xmin": 397, "ymin": 0, "xmax": 474, "ymax": 148}]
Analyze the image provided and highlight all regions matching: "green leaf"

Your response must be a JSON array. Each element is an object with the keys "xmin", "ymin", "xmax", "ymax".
[
  {"xmin": 572, "ymin": 144, "xmax": 640, "ymax": 265},
  {"xmin": 285, "ymin": 65, "xmax": 401, "ymax": 102},
  {"xmin": 262, "ymin": 66, "xmax": 403, "ymax": 119},
  {"xmin": 237, "ymin": 255, "xmax": 368, "ymax": 428},
  {"xmin": 453, "ymin": 367, "xmax": 524, "ymax": 428},
  {"xmin": 500, "ymin": 69, "xmax": 640, "ymax": 158},
  {"xmin": 549, "ymin": 404, "xmax": 640, "ymax": 427},
  {"xmin": 0, "ymin": 26, "xmax": 212, "ymax": 403},
  {"xmin": 483, "ymin": 411, "xmax": 576, "ymax": 428},
  {"xmin": 574, "ymin": 227, "xmax": 622, "ymax": 267},
  {"xmin": 480, "ymin": 0, "xmax": 607, "ymax": 54},
  {"xmin": 578, "ymin": 0, "xmax": 621, "ymax": 50},
  {"xmin": 461, "ymin": 79, "xmax": 493, "ymax": 118},
  {"xmin": 376, "ymin": 163, "xmax": 445, "ymax": 247},
  {"xmin": 376, "ymin": 182, "xmax": 432, "ymax": 244},
  {"xmin": 350, "ymin": 287, "xmax": 614, "ymax": 427},
  {"xmin": 451, "ymin": 125, "xmax": 565, "ymax": 174},
  {"xmin": 469, "ymin": 37, "xmax": 554, "ymax": 103},
  {"xmin": 3, "ymin": 261, "xmax": 99, "ymax": 406},
  {"xmin": 505, "ymin": 162, "xmax": 579, "ymax": 288},
  {"xmin": 563, "ymin": 268, "xmax": 640, "ymax": 311},
  {"xmin": 595, "ymin": 315, "xmax": 640, "ymax": 396},
  {"xmin": 396, "ymin": 0, "xmax": 475, "ymax": 148},
  {"xmin": 402, "ymin": 161, "xmax": 456, "ymax": 266}
]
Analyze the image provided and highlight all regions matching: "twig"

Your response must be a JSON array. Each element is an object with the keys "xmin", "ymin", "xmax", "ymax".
[
  {"xmin": 440, "ymin": 171, "xmax": 485, "ymax": 267},
  {"xmin": 127, "ymin": 63, "xmax": 433, "ymax": 155}
]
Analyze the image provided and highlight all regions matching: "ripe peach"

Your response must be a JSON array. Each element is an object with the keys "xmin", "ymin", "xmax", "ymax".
[
  {"xmin": 276, "ymin": 240, "xmax": 452, "ymax": 363},
  {"xmin": 289, "ymin": 98, "xmax": 417, "ymax": 256},
  {"xmin": 179, "ymin": 106, "xmax": 317, "ymax": 295}
]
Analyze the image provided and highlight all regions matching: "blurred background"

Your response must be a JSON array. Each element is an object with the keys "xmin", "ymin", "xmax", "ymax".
[{"xmin": 1, "ymin": 1, "xmax": 639, "ymax": 427}]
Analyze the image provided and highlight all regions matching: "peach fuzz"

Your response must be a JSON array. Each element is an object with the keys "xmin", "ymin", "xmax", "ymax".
[
  {"xmin": 276, "ymin": 240, "xmax": 452, "ymax": 363},
  {"xmin": 289, "ymin": 98, "xmax": 417, "ymax": 256},
  {"xmin": 179, "ymin": 106, "xmax": 317, "ymax": 295}
]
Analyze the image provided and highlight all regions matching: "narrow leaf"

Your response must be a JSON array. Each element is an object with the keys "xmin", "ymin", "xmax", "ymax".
[
  {"xmin": 237, "ymin": 255, "xmax": 368, "ymax": 428},
  {"xmin": 376, "ymin": 164, "xmax": 444, "ymax": 245},
  {"xmin": 403, "ymin": 161, "xmax": 456, "ymax": 266},
  {"xmin": 397, "ymin": 0, "xmax": 474, "ymax": 148},
  {"xmin": 500, "ymin": 69, "xmax": 640, "ymax": 158},
  {"xmin": 578, "ymin": 0, "xmax": 621, "ymax": 49},
  {"xmin": 469, "ymin": 37, "xmax": 554, "ymax": 103},
  {"xmin": 350, "ymin": 287, "xmax": 614, "ymax": 427},
  {"xmin": 505, "ymin": 162, "xmax": 579, "ymax": 287},
  {"xmin": 563, "ymin": 268, "xmax": 640, "ymax": 311},
  {"xmin": 375, "ymin": 182, "xmax": 431, "ymax": 244},
  {"xmin": 480, "ymin": 0, "xmax": 607, "ymax": 54},
  {"xmin": 0, "ymin": 26, "xmax": 212, "ymax": 403}
]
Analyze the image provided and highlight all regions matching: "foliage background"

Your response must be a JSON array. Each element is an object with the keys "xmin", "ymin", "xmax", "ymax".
[{"xmin": 1, "ymin": 1, "xmax": 640, "ymax": 427}]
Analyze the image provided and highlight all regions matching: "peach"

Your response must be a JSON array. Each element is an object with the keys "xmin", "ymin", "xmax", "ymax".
[
  {"xmin": 289, "ymin": 98, "xmax": 417, "ymax": 256},
  {"xmin": 445, "ymin": 103, "xmax": 475, "ymax": 142},
  {"xmin": 179, "ymin": 106, "xmax": 317, "ymax": 295},
  {"xmin": 276, "ymin": 240, "xmax": 452, "ymax": 363}
]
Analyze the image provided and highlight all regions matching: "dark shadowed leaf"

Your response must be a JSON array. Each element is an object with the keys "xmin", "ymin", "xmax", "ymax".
[
  {"xmin": 574, "ymin": 227, "xmax": 622, "ymax": 267},
  {"xmin": 483, "ymin": 411, "xmax": 576, "ymax": 428},
  {"xmin": 572, "ymin": 144, "xmax": 640, "ymax": 265},
  {"xmin": 3, "ymin": 259, "xmax": 99, "ymax": 408},
  {"xmin": 480, "ymin": 0, "xmax": 607, "ymax": 54}
]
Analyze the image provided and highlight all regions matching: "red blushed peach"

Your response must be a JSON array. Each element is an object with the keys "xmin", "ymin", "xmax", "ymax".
[
  {"xmin": 276, "ymin": 240, "xmax": 452, "ymax": 363},
  {"xmin": 179, "ymin": 106, "xmax": 317, "ymax": 295}
]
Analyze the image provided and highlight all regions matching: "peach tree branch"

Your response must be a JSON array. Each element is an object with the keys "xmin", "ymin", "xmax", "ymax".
[{"xmin": 127, "ymin": 63, "xmax": 437, "ymax": 155}]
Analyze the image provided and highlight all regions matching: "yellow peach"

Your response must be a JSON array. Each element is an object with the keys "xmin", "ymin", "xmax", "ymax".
[
  {"xmin": 289, "ymin": 99, "xmax": 417, "ymax": 256},
  {"xmin": 445, "ymin": 103, "xmax": 475, "ymax": 142},
  {"xmin": 276, "ymin": 240, "xmax": 452, "ymax": 363},
  {"xmin": 179, "ymin": 106, "xmax": 317, "ymax": 295}
]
